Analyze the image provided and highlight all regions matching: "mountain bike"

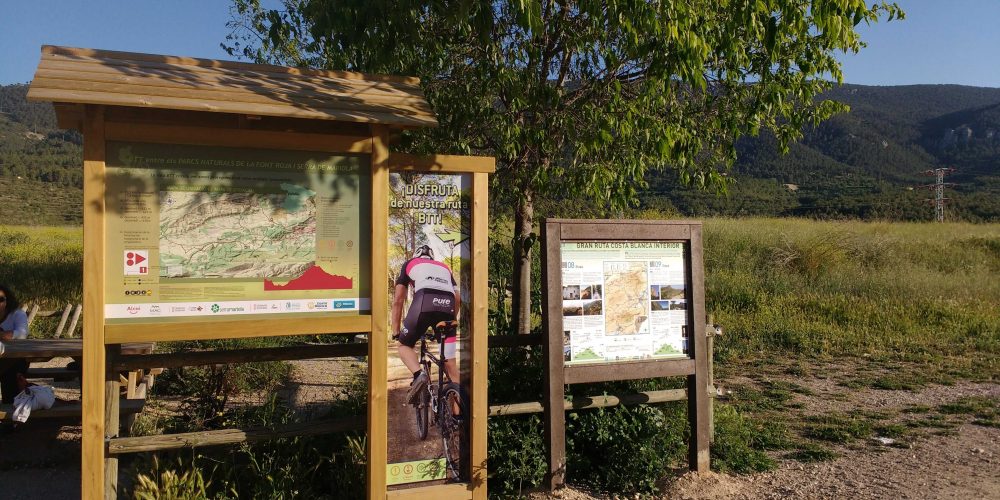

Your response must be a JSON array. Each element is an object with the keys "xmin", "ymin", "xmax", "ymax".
[{"xmin": 412, "ymin": 320, "xmax": 469, "ymax": 481}]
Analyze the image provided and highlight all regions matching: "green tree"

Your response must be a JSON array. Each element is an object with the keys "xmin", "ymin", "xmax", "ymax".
[{"xmin": 226, "ymin": 0, "xmax": 902, "ymax": 333}]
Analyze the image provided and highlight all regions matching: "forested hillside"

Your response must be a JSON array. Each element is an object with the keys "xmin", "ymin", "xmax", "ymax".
[
  {"xmin": 1, "ymin": 82, "xmax": 999, "ymax": 224},
  {"xmin": 0, "ymin": 84, "xmax": 82, "ymax": 224},
  {"xmin": 649, "ymin": 84, "xmax": 1000, "ymax": 221}
]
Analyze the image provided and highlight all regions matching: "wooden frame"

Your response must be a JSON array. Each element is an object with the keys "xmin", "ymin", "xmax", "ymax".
[
  {"xmin": 29, "ymin": 46, "xmax": 493, "ymax": 500},
  {"xmin": 381, "ymin": 155, "xmax": 493, "ymax": 500},
  {"xmin": 541, "ymin": 219, "xmax": 710, "ymax": 490}
]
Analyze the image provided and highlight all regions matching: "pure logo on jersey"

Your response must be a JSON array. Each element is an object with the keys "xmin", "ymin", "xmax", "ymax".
[{"xmin": 432, "ymin": 297, "xmax": 452, "ymax": 306}]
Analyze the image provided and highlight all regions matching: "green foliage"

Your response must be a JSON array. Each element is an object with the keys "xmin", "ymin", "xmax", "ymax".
[
  {"xmin": 487, "ymin": 415, "xmax": 548, "ymax": 497},
  {"xmin": 710, "ymin": 405, "xmax": 777, "ymax": 473},
  {"xmin": 128, "ymin": 374, "xmax": 368, "ymax": 499},
  {"xmin": 154, "ymin": 360, "xmax": 292, "ymax": 431},
  {"xmin": 566, "ymin": 404, "xmax": 688, "ymax": 494},
  {"xmin": 226, "ymin": 0, "xmax": 904, "ymax": 335},
  {"xmin": 133, "ymin": 457, "xmax": 215, "ymax": 500}
]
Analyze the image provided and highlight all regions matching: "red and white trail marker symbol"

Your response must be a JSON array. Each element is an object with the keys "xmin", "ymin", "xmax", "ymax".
[{"xmin": 124, "ymin": 250, "xmax": 149, "ymax": 276}]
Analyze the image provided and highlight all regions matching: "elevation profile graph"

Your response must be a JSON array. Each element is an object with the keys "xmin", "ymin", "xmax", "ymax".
[{"xmin": 264, "ymin": 265, "xmax": 353, "ymax": 291}]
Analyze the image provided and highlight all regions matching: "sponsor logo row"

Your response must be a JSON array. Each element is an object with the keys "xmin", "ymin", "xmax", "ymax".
[{"xmin": 110, "ymin": 299, "xmax": 364, "ymax": 319}]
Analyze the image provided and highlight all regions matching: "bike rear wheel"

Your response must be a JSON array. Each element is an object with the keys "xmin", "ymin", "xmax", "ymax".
[{"xmin": 439, "ymin": 382, "xmax": 469, "ymax": 481}]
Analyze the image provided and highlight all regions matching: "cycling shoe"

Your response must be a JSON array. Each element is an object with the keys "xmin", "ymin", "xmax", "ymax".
[{"xmin": 407, "ymin": 371, "xmax": 429, "ymax": 403}]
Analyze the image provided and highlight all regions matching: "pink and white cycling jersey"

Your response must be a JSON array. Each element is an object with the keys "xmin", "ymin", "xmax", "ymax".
[{"xmin": 396, "ymin": 257, "xmax": 457, "ymax": 294}]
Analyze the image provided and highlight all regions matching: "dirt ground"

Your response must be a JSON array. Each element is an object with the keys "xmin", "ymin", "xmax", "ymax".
[{"xmin": 2, "ymin": 357, "xmax": 997, "ymax": 499}]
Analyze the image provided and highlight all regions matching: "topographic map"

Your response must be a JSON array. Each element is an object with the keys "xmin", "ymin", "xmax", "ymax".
[
  {"xmin": 159, "ymin": 184, "xmax": 317, "ymax": 279},
  {"xmin": 603, "ymin": 261, "xmax": 649, "ymax": 335}
]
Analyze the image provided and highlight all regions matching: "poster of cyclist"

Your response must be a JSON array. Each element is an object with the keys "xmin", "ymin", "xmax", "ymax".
[{"xmin": 386, "ymin": 171, "xmax": 472, "ymax": 487}]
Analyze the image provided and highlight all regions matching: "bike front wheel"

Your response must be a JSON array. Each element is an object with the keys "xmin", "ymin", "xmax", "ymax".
[
  {"xmin": 439, "ymin": 382, "xmax": 469, "ymax": 481},
  {"xmin": 414, "ymin": 387, "xmax": 430, "ymax": 440}
]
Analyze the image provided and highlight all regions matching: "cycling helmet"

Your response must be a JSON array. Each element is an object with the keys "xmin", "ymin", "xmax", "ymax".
[{"xmin": 413, "ymin": 244, "xmax": 434, "ymax": 260}]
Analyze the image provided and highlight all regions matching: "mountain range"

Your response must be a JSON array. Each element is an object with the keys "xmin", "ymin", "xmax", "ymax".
[{"xmin": 2, "ymin": 82, "xmax": 998, "ymax": 224}]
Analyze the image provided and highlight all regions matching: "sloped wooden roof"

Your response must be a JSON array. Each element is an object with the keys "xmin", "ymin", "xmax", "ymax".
[{"xmin": 27, "ymin": 45, "xmax": 437, "ymax": 128}]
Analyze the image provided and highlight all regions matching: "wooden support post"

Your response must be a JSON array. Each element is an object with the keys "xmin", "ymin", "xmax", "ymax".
[
  {"xmin": 368, "ymin": 124, "xmax": 390, "ymax": 499},
  {"xmin": 105, "ymin": 345, "xmax": 121, "ymax": 499},
  {"xmin": 541, "ymin": 221, "xmax": 566, "ymax": 490},
  {"xmin": 81, "ymin": 104, "xmax": 107, "ymax": 500},
  {"xmin": 470, "ymin": 172, "xmax": 489, "ymax": 497},
  {"xmin": 687, "ymin": 226, "xmax": 710, "ymax": 472},
  {"xmin": 707, "ymin": 314, "xmax": 715, "ymax": 443}
]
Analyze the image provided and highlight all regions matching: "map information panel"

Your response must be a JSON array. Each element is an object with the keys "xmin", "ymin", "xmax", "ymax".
[
  {"xmin": 561, "ymin": 241, "xmax": 688, "ymax": 365},
  {"xmin": 104, "ymin": 142, "xmax": 371, "ymax": 322}
]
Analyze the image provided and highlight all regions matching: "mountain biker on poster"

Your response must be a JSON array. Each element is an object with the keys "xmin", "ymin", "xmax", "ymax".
[{"xmin": 391, "ymin": 245, "xmax": 460, "ymax": 402}]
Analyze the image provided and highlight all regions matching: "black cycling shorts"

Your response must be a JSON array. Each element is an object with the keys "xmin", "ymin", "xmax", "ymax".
[{"xmin": 398, "ymin": 289, "xmax": 456, "ymax": 348}]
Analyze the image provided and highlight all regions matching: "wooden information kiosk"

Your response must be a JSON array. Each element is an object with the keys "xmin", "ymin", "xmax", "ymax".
[{"xmin": 27, "ymin": 45, "xmax": 492, "ymax": 499}]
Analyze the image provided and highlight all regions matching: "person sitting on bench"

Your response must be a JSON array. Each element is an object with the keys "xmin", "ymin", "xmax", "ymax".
[{"xmin": 0, "ymin": 284, "xmax": 30, "ymax": 404}]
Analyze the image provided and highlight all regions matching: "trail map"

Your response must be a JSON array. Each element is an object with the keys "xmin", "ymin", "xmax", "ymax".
[
  {"xmin": 603, "ymin": 261, "xmax": 649, "ymax": 334},
  {"xmin": 103, "ymin": 141, "xmax": 371, "ymax": 321},
  {"xmin": 159, "ymin": 187, "xmax": 317, "ymax": 279}
]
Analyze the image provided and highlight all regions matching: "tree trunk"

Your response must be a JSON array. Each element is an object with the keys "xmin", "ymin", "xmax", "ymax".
[{"xmin": 511, "ymin": 188, "xmax": 535, "ymax": 335}]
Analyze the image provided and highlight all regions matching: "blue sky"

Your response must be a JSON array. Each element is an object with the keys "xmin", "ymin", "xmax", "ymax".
[{"xmin": 2, "ymin": 0, "xmax": 999, "ymax": 87}]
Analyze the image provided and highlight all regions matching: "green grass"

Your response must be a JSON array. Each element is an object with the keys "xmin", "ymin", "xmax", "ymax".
[
  {"xmin": 802, "ymin": 413, "xmax": 873, "ymax": 443},
  {"xmin": 786, "ymin": 443, "xmax": 838, "ymax": 462},
  {"xmin": 705, "ymin": 218, "xmax": 1000, "ymax": 378},
  {"xmin": 0, "ymin": 225, "xmax": 82, "ymax": 317}
]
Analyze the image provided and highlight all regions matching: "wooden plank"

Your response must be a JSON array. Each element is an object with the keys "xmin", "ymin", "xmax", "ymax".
[
  {"xmin": 31, "ymin": 75, "xmax": 433, "ymax": 123},
  {"xmin": 33, "ymin": 58, "xmax": 424, "ymax": 102},
  {"xmin": 40, "ymin": 45, "xmax": 422, "ymax": 86},
  {"xmin": 564, "ymin": 359, "xmax": 696, "ymax": 385},
  {"xmin": 0, "ymin": 340, "xmax": 152, "ymax": 359},
  {"xmin": 26, "ymin": 367, "xmax": 81, "ymax": 381},
  {"xmin": 126, "ymin": 371, "xmax": 138, "ymax": 400},
  {"xmin": 28, "ymin": 87, "xmax": 437, "ymax": 128},
  {"xmin": 487, "ymin": 334, "xmax": 542, "ymax": 348},
  {"xmin": 385, "ymin": 483, "xmax": 473, "ymax": 500},
  {"xmin": 54, "ymin": 103, "xmax": 84, "ymax": 130},
  {"xmin": 112, "ymin": 343, "xmax": 368, "ymax": 371},
  {"xmin": 67, "ymin": 304, "xmax": 82, "ymax": 337},
  {"xmin": 470, "ymin": 171, "xmax": 489, "ymax": 497},
  {"xmin": 33, "ymin": 71, "xmax": 432, "ymax": 109},
  {"xmin": 81, "ymin": 104, "xmax": 107, "ymax": 500},
  {"xmin": 545, "ymin": 218, "xmax": 702, "ymax": 226},
  {"xmin": 107, "ymin": 416, "xmax": 365, "ymax": 454},
  {"xmin": 105, "ymin": 345, "xmax": 121, "ymax": 499},
  {"xmin": 687, "ymin": 224, "xmax": 711, "ymax": 472},
  {"xmin": 540, "ymin": 220, "xmax": 566, "ymax": 490},
  {"xmin": 26, "ymin": 304, "xmax": 40, "ymax": 324},
  {"xmin": 104, "ymin": 315, "xmax": 372, "ymax": 343},
  {"xmin": 55, "ymin": 304, "xmax": 73, "ymax": 338},
  {"xmin": 0, "ymin": 399, "xmax": 145, "ymax": 421},
  {"xmin": 488, "ymin": 389, "xmax": 689, "ymax": 417},
  {"xmin": 559, "ymin": 223, "xmax": 691, "ymax": 241},
  {"xmin": 388, "ymin": 153, "xmax": 496, "ymax": 174},
  {"xmin": 369, "ymin": 125, "xmax": 390, "ymax": 499},
  {"xmin": 104, "ymin": 122, "xmax": 372, "ymax": 154}
]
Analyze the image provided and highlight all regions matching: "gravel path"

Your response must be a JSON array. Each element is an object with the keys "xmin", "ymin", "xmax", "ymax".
[{"xmin": 663, "ymin": 422, "xmax": 999, "ymax": 499}]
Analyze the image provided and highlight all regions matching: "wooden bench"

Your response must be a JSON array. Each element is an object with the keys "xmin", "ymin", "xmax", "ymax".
[{"xmin": 0, "ymin": 398, "xmax": 145, "ymax": 421}]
